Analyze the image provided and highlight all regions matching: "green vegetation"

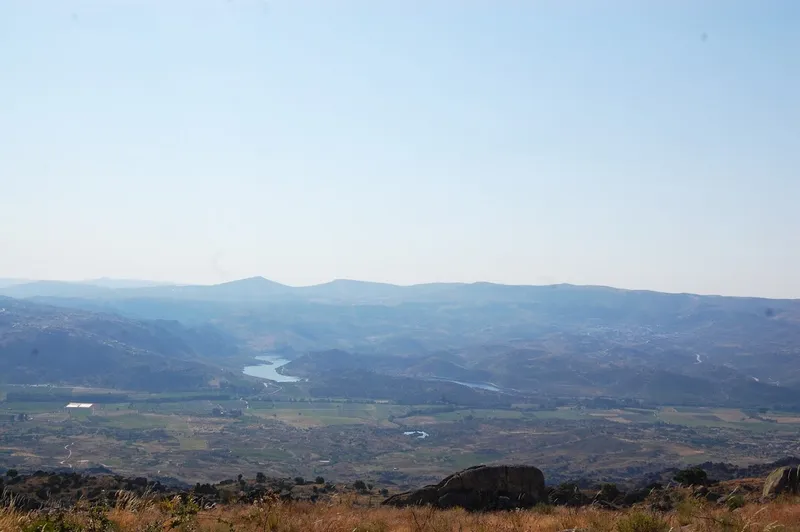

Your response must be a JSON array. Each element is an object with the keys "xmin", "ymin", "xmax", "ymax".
[
  {"xmin": 616, "ymin": 512, "xmax": 670, "ymax": 532},
  {"xmin": 673, "ymin": 466, "xmax": 708, "ymax": 487}
]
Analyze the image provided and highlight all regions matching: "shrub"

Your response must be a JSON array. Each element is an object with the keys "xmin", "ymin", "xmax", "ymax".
[
  {"xmin": 673, "ymin": 467, "xmax": 708, "ymax": 487},
  {"xmin": 617, "ymin": 512, "xmax": 670, "ymax": 532},
  {"xmin": 597, "ymin": 483, "xmax": 621, "ymax": 502},
  {"xmin": 22, "ymin": 513, "xmax": 83, "ymax": 532},
  {"xmin": 315, "ymin": 476, "xmax": 325, "ymax": 484},
  {"xmin": 676, "ymin": 496, "xmax": 703, "ymax": 525},
  {"xmin": 726, "ymin": 494, "xmax": 746, "ymax": 510}
]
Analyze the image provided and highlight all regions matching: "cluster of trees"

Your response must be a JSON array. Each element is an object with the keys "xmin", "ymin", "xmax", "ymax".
[
  {"xmin": 253, "ymin": 473, "xmax": 326, "ymax": 486},
  {"xmin": 673, "ymin": 466, "xmax": 708, "ymax": 487}
]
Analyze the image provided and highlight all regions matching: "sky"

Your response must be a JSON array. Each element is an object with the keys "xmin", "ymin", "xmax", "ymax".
[{"xmin": 1, "ymin": 1, "xmax": 798, "ymax": 297}]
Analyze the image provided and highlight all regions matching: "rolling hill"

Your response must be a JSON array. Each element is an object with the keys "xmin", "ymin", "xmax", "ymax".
[
  {"xmin": 0, "ymin": 297, "xmax": 244, "ymax": 392},
  {"xmin": 4, "ymin": 278, "xmax": 800, "ymax": 405}
]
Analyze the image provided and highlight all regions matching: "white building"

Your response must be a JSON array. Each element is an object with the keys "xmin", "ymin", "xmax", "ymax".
[{"xmin": 65, "ymin": 403, "xmax": 95, "ymax": 415}]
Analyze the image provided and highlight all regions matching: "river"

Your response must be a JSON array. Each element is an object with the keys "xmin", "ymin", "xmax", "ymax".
[
  {"xmin": 243, "ymin": 358, "xmax": 503, "ymax": 391},
  {"xmin": 242, "ymin": 356, "xmax": 302, "ymax": 382},
  {"xmin": 427, "ymin": 377, "xmax": 503, "ymax": 392}
]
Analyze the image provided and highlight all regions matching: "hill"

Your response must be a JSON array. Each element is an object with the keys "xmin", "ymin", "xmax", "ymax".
[
  {"xmin": 0, "ymin": 297, "xmax": 244, "ymax": 392},
  {"xmin": 5, "ymin": 278, "xmax": 800, "ymax": 407}
]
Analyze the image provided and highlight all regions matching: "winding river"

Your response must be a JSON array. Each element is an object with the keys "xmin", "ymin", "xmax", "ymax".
[{"xmin": 243, "ymin": 358, "xmax": 506, "ymax": 393}]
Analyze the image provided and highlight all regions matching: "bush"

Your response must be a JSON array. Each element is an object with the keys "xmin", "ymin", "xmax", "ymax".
[
  {"xmin": 353, "ymin": 480, "xmax": 367, "ymax": 492},
  {"xmin": 550, "ymin": 482, "xmax": 588, "ymax": 506},
  {"xmin": 673, "ymin": 467, "xmax": 708, "ymax": 487},
  {"xmin": 294, "ymin": 476, "xmax": 305, "ymax": 485},
  {"xmin": 726, "ymin": 494, "xmax": 746, "ymax": 510},
  {"xmin": 676, "ymin": 496, "xmax": 703, "ymax": 525},
  {"xmin": 617, "ymin": 512, "xmax": 670, "ymax": 532},
  {"xmin": 256, "ymin": 472, "xmax": 267, "ymax": 483},
  {"xmin": 22, "ymin": 513, "xmax": 83, "ymax": 532},
  {"xmin": 315, "ymin": 476, "xmax": 325, "ymax": 484},
  {"xmin": 597, "ymin": 483, "xmax": 621, "ymax": 502}
]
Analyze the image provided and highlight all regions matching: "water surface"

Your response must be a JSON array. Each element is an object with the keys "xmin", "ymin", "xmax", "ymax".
[{"xmin": 243, "ymin": 356, "xmax": 301, "ymax": 382}]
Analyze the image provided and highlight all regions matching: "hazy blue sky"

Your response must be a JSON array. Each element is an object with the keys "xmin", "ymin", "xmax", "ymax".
[{"xmin": 1, "ymin": 1, "xmax": 798, "ymax": 297}]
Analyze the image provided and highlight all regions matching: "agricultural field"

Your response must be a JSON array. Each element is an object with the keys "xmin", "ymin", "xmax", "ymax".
[{"xmin": 3, "ymin": 387, "xmax": 800, "ymax": 488}]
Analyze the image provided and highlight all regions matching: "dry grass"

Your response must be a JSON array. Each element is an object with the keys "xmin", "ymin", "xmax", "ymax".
[{"xmin": 5, "ymin": 493, "xmax": 800, "ymax": 531}]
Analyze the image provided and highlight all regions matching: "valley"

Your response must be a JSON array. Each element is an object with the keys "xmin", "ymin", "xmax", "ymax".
[
  {"xmin": 3, "ymin": 278, "xmax": 800, "ymax": 491},
  {"xmin": 3, "ymin": 382, "xmax": 800, "ymax": 490}
]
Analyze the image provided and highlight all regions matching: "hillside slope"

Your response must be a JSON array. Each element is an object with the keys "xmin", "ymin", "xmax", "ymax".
[{"xmin": 0, "ymin": 297, "xmax": 242, "ymax": 391}]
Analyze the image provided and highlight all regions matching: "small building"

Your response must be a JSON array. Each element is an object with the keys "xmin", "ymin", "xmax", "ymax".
[{"xmin": 65, "ymin": 403, "xmax": 95, "ymax": 415}]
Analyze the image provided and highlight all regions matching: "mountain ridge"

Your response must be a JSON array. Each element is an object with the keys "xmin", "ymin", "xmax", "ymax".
[{"xmin": 3, "ymin": 276, "xmax": 799, "ymax": 304}]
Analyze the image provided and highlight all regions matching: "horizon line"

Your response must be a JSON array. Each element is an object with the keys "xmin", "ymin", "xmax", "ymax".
[{"xmin": 1, "ymin": 275, "xmax": 798, "ymax": 301}]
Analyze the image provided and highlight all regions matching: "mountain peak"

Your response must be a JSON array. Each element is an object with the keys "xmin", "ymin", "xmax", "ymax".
[{"xmin": 221, "ymin": 276, "xmax": 278, "ymax": 285}]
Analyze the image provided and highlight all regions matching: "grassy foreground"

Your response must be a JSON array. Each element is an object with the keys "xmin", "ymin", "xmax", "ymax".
[{"xmin": 3, "ymin": 493, "xmax": 800, "ymax": 532}]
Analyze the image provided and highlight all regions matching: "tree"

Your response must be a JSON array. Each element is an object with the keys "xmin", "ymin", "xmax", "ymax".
[
  {"xmin": 294, "ymin": 477, "xmax": 305, "ymax": 485},
  {"xmin": 315, "ymin": 476, "xmax": 325, "ymax": 485},
  {"xmin": 353, "ymin": 480, "xmax": 367, "ymax": 492},
  {"xmin": 673, "ymin": 467, "xmax": 707, "ymax": 487},
  {"xmin": 596, "ymin": 483, "xmax": 621, "ymax": 502},
  {"xmin": 6, "ymin": 469, "xmax": 18, "ymax": 478},
  {"xmin": 256, "ymin": 472, "xmax": 267, "ymax": 484}
]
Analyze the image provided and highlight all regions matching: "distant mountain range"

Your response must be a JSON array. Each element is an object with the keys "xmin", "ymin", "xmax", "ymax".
[
  {"xmin": 3, "ymin": 276, "xmax": 800, "ymax": 406},
  {"xmin": 2, "ymin": 276, "xmax": 798, "ymax": 305},
  {"xmin": 0, "ymin": 278, "xmax": 174, "ymax": 297}
]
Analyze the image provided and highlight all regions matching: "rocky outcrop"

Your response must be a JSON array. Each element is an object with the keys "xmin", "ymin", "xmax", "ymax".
[
  {"xmin": 763, "ymin": 466, "xmax": 800, "ymax": 498},
  {"xmin": 382, "ymin": 465, "xmax": 546, "ymax": 511}
]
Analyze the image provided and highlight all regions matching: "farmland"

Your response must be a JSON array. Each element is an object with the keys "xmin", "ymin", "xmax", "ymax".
[{"xmin": 3, "ymin": 383, "xmax": 800, "ymax": 488}]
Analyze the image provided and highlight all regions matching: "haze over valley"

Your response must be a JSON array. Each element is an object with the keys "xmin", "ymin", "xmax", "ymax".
[{"xmin": 2, "ymin": 276, "xmax": 800, "ymax": 489}]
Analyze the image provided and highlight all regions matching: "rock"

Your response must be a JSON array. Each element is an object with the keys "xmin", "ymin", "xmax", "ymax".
[
  {"xmin": 383, "ymin": 486, "xmax": 439, "ymax": 507},
  {"xmin": 383, "ymin": 465, "xmax": 546, "ymax": 511},
  {"xmin": 496, "ymin": 496, "xmax": 513, "ymax": 510},
  {"xmin": 763, "ymin": 466, "xmax": 800, "ymax": 498}
]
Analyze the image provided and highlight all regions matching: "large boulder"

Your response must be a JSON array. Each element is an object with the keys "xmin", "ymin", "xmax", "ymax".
[
  {"xmin": 383, "ymin": 465, "xmax": 546, "ymax": 511},
  {"xmin": 763, "ymin": 466, "xmax": 800, "ymax": 498}
]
